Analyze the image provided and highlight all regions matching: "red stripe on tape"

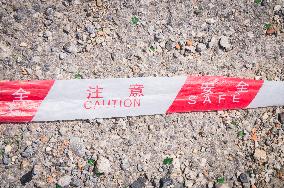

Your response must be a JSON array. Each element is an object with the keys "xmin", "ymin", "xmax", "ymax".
[
  {"xmin": 166, "ymin": 76, "xmax": 263, "ymax": 113},
  {"xmin": 0, "ymin": 80, "xmax": 55, "ymax": 122}
]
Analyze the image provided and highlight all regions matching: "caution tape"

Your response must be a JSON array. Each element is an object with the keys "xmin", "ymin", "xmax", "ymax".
[{"xmin": 1, "ymin": 76, "xmax": 284, "ymax": 122}]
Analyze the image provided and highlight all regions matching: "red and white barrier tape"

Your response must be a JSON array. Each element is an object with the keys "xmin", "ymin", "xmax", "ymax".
[{"xmin": 1, "ymin": 76, "xmax": 284, "ymax": 122}]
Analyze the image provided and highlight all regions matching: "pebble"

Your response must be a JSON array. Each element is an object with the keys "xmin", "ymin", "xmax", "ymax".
[
  {"xmin": 96, "ymin": 0, "xmax": 103, "ymax": 7},
  {"xmin": 120, "ymin": 158, "xmax": 130, "ymax": 171},
  {"xmin": 43, "ymin": 30, "xmax": 52, "ymax": 38},
  {"xmin": 3, "ymin": 155, "xmax": 10, "ymax": 165},
  {"xmin": 19, "ymin": 42, "xmax": 28, "ymax": 47},
  {"xmin": 208, "ymin": 181, "xmax": 214, "ymax": 188},
  {"xmin": 63, "ymin": 24, "xmax": 71, "ymax": 34},
  {"xmin": 196, "ymin": 43, "xmax": 207, "ymax": 52},
  {"xmin": 22, "ymin": 146, "xmax": 34, "ymax": 158},
  {"xmin": 4, "ymin": 145, "xmax": 12, "ymax": 154},
  {"xmin": 96, "ymin": 156, "xmax": 111, "ymax": 174},
  {"xmin": 165, "ymin": 40, "xmax": 173, "ymax": 51},
  {"xmin": 130, "ymin": 177, "xmax": 146, "ymax": 188},
  {"xmin": 58, "ymin": 175, "xmax": 72, "ymax": 187},
  {"xmin": 254, "ymin": 149, "xmax": 267, "ymax": 161},
  {"xmin": 70, "ymin": 137, "xmax": 85, "ymax": 157},
  {"xmin": 208, "ymin": 36, "xmax": 217, "ymax": 48},
  {"xmin": 185, "ymin": 180, "xmax": 194, "ymax": 187},
  {"xmin": 59, "ymin": 52, "xmax": 67, "ymax": 60},
  {"xmin": 96, "ymin": 37, "xmax": 105, "ymax": 44},
  {"xmin": 274, "ymin": 5, "xmax": 282, "ymax": 12},
  {"xmin": 219, "ymin": 36, "xmax": 231, "ymax": 51},
  {"xmin": 85, "ymin": 24, "xmax": 96, "ymax": 34},
  {"xmin": 63, "ymin": 42, "xmax": 77, "ymax": 54},
  {"xmin": 278, "ymin": 112, "xmax": 284, "ymax": 124},
  {"xmin": 159, "ymin": 177, "xmax": 173, "ymax": 187},
  {"xmin": 239, "ymin": 173, "xmax": 249, "ymax": 183},
  {"xmin": 20, "ymin": 168, "xmax": 34, "ymax": 185},
  {"xmin": 71, "ymin": 178, "xmax": 82, "ymax": 187},
  {"xmin": 137, "ymin": 164, "xmax": 144, "ymax": 172}
]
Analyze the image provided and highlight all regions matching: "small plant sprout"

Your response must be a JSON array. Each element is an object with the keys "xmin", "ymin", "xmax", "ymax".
[
  {"xmin": 149, "ymin": 46, "xmax": 155, "ymax": 52},
  {"xmin": 163, "ymin": 157, "xmax": 173, "ymax": 165},
  {"xmin": 238, "ymin": 130, "xmax": 246, "ymax": 138},
  {"xmin": 88, "ymin": 159, "xmax": 95, "ymax": 165},
  {"xmin": 255, "ymin": 0, "xmax": 262, "ymax": 4},
  {"xmin": 74, "ymin": 73, "xmax": 83, "ymax": 79},
  {"xmin": 264, "ymin": 23, "xmax": 272, "ymax": 30},
  {"xmin": 216, "ymin": 177, "xmax": 225, "ymax": 184},
  {"xmin": 131, "ymin": 16, "xmax": 139, "ymax": 25}
]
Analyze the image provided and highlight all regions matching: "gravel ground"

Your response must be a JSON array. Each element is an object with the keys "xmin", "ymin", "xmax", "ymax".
[{"xmin": 1, "ymin": 0, "xmax": 284, "ymax": 187}]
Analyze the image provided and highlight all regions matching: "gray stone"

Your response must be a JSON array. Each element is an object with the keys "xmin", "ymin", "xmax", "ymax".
[
  {"xmin": 70, "ymin": 137, "xmax": 85, "ymax": 157},
  {"xmin": 58, "ymin": 175, "xmax": 72, "ymax": 187},
  {"xmin": 71, "ymin": 178, "xmax": 82, "ymax": 187},
  {"xmin": 159, "ymin": 177, "xmax": 173, "ymax": 187},
  {"xmin": 59, "ymin": 53, "xmax": 67, "ymax": 60},
  {"xmin": 196, "ymin": 43, "xmax": 207, "ymax": 52},
  {"xmin": 3, "ymin": 155, "xmax": 10, "ymax": 165},
  {"xmin": 165, "ymin": 40, "xmax": 173, "ymax": 51},
  {"xmin": 85, "ymin": 25, "xmax": 96, "ymax": 34},
  {"xmin": 137, "ymin": 164, "xmax": 144, "ymax": 172},
  {"xmin": 63, "ymin": 42, "xmax": 77, "ymax": 53},
  {"xmin": 130, "ymin": 177, "xmax": 146, "ymax": 188},
  {"xmin": 219, "ymin": 36, "xmax": 232, "ymax": 51},
  {"xmin": 43, "ymin": 30, "xmax": 52, "ymax": 38},
  {"xmin": 22, "ymin": 146, "xmax": 34, "ymax": 158},
  {"xmin": 239, "ymin": 173, "xmax": 249, "ymax": 183},
  {"xmin": 120, "ymin": 158, "xmax": 130, "ymax": 170}
]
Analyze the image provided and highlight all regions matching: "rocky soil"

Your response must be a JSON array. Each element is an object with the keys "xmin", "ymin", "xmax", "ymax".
[{"xmin": 1, "ymin": 0, "xmax": 284, "ymax": 187}]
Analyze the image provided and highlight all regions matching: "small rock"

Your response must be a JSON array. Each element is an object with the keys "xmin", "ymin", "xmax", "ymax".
[
  {"xmin": 159, "ymin": 177, "xmax": 173, "ymax": 187},
  {"xmin": 120, "ymin": 158, "xmax": 130, "ymax": 171},
  {"xmin": 63, "ymin": 42, "xmax": 77, "ymax": 54},
  {"xmin": 63, "ymin": 24, "xmax": 71, "ymax": 34},
  {"xmin": 71, "ymin": 178, "xmax": 82, "ymax": 187},
  {"xmin": 196, "ymin": 43, "xmax": 207, "ymax": 52},
  {"xmin": 137, "ymin": 164, "xmax": 144, "ymax": 172},
  {"xmin": 4, "ymin": 145, "xmax": 12, "ymax": 154},
  {"xmin": 274, "ymin": 5, "xmax": 282, "ymax": 12},
  {"xmin": 208, "ymin": 36, "xmax": 217, "ymax": 48},
  {"xmin": 70, "ymin": 137, "xmax": 85, "ymax": 157},
  {"xmin": 254, "ymin": 149, "xmax": 267, "ymax": 161},
  {"xmin": 22, "ymin": 146, "xmax": 34, "ymax": 158},
  {"xmin": 96, "ymin": 0, "xmax": 103, "ymax": 7},
  {"xmin": 130, "ymin": 177, "xmax": 146, "ymax": 188},
  {"xmin": 19, "ymin": 42, "xmax": 28, "ymax": 47},
  {"xmin": 185, "ymin": 180, "xmax": 194, "ymax": 187},
  {"xmin": 59, "ymin": 53, "xmax": 67, "ymax": 60},
  {"xmin": 96, "ymin": 156, "xmax": 111, "ymax": 174},
  {"xmin": 85, "ymin": 24, "xmax": 96, "ymax": 34},
  {"xmin": 96, "ymin": 37, "xmax": 105, "ymax": 44},
  {"xmin": 45, "ymin": 147, "xmax": 52, "ymax": 152},
  {"xmin": 43, "ymin": 30, "xmax": 52, "ymax": 38},
  {"xmin": 208, "ymin": 181, "xmax": 214, "ymax": 188},
  {"xmin": 278, "ymin": 112, "xmax": 284, "ymax": 124},
  {"xmin": 165, "ymin": 40, "xmax": 173, "ymax": 51},
  {"xmin": 219, "ymin": 36, "xmax": 231, "ymax": 51},
  {"xmin": 239, "ymin": 173, "xmax": 249, "ymax": 183},
  {"xmin": 3, "ymin": 155, "xmax": 10, "ymax": 165},
  {"xmin": 20, "ymin": 168, "xmax": 34, "ymax": 185},
  {"xmin": 58, "ymin": 175, "xmax": 72, "ymax": 187}
]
